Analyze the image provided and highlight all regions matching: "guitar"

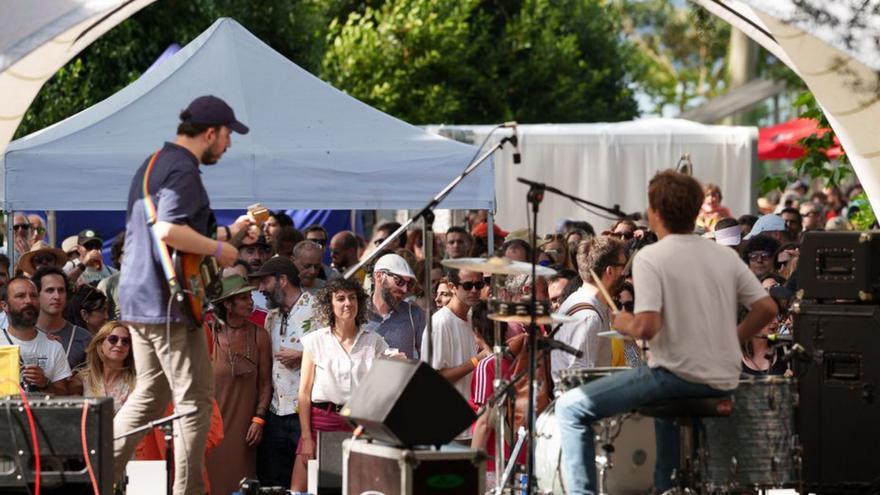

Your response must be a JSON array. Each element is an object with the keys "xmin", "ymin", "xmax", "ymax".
[{"xmin": 173, "ymin": 203, "xmax": 270, "ymax": 324}]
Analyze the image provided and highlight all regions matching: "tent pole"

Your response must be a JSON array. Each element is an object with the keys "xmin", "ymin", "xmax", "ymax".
[
  {"xmin": 350, "ymin": 209, "xmax": 357, "ymax": 232},
  {"xmin": 487, "ymin": 210, "xmax": 495, "ymax": 255},
  {"xmin": 6, "ymin": 210, "xmax": 14, "ymax": 269},
  {"xmin": 47, "ymin": 210, "xmax": 56, "ymax": 247}
]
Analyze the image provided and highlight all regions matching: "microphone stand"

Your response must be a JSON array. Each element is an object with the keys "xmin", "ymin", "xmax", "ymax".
[
  {"xmin": 516, "ymin": 177, "xmax": 639, "ymax": 220},
  {"xmin": 344, "ymin": 134, "xmax": 517, "ymax": 367}
]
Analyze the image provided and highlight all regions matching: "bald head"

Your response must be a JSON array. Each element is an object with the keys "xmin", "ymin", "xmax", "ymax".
[{"xmin": 330, "ymin": 231, "xmax": 358, "ymax": 270}]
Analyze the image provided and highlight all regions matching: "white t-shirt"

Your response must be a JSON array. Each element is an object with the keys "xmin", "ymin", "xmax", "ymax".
[
  {"xmin": 421, "ymin": 305, "xmax": 477, "ymax": 400},
  {"xmin": 634, "ymin": 234, "xmax": 767, "ymax": 390},
  {"xmin": 301, "ymin": 326, "xmax": 388, "ymax": 405},
  {"xmin": 1, "ymin": 328, "xmax": 73, "ymax": 384},
  {"xmin": 551, "ymin": 283, "xmax": 611, "ymax": 381}
]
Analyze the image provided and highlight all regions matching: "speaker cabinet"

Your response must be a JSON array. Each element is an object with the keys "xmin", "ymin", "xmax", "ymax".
[
  {"xmin": 341, "ymin": 359, "xmax": 476, "ymax": 447},
  {"xmin": 793, "ymin": 303, "xmax": 880, "ymax": 493}
]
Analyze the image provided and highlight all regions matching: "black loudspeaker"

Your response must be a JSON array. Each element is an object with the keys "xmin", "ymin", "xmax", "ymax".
[
  {"xmin": 341, "ymin": 359, "xmax": 476, "ymax": 447},
  {"xmin": 793, "ymin": 303, "xmax": 880, "ymax": 493},
  {"xmin": 797, "ymin": 231, "xmax": 880, "ymax": 302},
  {"xmin": 0, "ymin": 396, "xmax": 114, "ymax": 494}
]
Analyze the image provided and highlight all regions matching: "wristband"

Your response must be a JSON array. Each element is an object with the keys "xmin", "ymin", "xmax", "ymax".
[
  {"xmin": 214, "ymin": 241, "xmax": 223, "ymax": 259},
  {"xmin": 251, "ymin": 416, "xmax": 266, "ymax": 426},
  {"xmin": 470, "ymin": 357, "xmax": 479, "ymax": 369},
  {"xmin": 223, "ymin": 225, "xmax": 232, "ymax": 240}
]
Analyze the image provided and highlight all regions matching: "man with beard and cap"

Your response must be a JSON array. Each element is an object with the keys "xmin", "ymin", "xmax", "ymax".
[
  {"xmin": 113, "ymin": 95, "xmax": 247, "ymax": 495},
  {"xmin": 551, "ymin": 236, "xmax": 627, "ymax": 381},
  {"xmin": 248, "ymin": 257, "xmax": 317, "ymax": 487},
  {"xmin": 364, "ymin": 253, "xmax": 425, "ymax": 359},
  {"xmin": 1, "ymin": 277, "xmax": 71, "ymax": 394}
]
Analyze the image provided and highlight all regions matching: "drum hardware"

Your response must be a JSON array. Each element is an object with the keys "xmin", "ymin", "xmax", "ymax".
[{"xmin": 441, "ymin": 257, "xmax": 558, "ymax": 277}]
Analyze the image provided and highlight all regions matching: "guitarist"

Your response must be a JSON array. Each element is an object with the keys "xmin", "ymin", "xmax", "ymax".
[{"xmin": 114, "ymin": 95, "xmax": 249, "ymax": 495}]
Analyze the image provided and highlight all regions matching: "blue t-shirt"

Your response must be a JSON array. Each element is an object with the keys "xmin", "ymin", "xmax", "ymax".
[
  {"xmin": 119, "ymin": 142, "xmax": 215, "ymax": 324},
  {"xmin": 363, "ymin": 300, "xmax": 425, "ymax": 359}
]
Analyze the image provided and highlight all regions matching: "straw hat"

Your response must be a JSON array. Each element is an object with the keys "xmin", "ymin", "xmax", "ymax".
[{"xmin": 17, "ymin": 241, "xmax": 68, "ymax": 275}]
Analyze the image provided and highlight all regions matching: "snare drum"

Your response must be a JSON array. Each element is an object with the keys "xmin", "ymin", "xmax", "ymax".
[
  {"xmin": 556, "ymin": 367, "xmax": 629, "ymax": 395},
  {"xmin": 701, "ymin": 375, "xmax": 797, "ymax": 490},
  {"xmin": 535, "ymin": 401, "xmax": 656, "ymax": 494}
]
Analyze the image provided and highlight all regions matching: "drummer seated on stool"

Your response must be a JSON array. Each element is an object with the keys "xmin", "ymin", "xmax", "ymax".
[{"xmin": 555, "ymin": 170, "xmax": 777, "ymax": 495}]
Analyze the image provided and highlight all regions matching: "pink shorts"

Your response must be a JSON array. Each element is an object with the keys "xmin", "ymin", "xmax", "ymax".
[{"xmin": 296, "ymin": 405, "xmax": 353, "ymax": 454}]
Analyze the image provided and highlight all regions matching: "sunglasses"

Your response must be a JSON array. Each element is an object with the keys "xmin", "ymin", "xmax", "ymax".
[
  {"xmin": 32, "ymin": 254, "xmax": 57, "ymax": 265},
  {"xmin": 748, "ymin": 252, "xmax": 772, "ymax": 262},
  {"xmin": 12, "ymin": 224, "xmax": 30, "ymax": 232},
  {"xmin": 382, "ymin": 271, "xmax": 414, "ymax": 289},
  {"xmin": 106, "ymin": 335, "xmax": 131, "ymax": 346},
  {"xmin": 610, "ymin": 231, "xmax": 634, "ymax": 240},
  {"xmin": 459, "ymin": 280, "xmax": 486, "ymax": 291},
  {"xmin": 83, "ymin": 241, "xmax": 102, "ymax": 251}
]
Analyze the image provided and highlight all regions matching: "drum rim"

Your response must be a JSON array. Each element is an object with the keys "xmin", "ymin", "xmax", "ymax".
[
  {"xmin": 737, "ymin": 374, "xmax": 796, "ymax": 385},
  {"xmin": 559, "ymin": 366, "xmax": 629, "ymax": 376}
]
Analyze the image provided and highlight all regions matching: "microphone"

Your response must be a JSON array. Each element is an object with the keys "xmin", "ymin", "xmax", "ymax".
[
  {"xmin": 502, "ymin": 121, "xmax": 521, "ymax": 164},
  {"xmin": 539, "ymin": 337, "xmax": 583, "ymax": 358},
  {"xmin": 676, "ymin": 153, "xmax": 693, "ymax": 176},
  {"xmin": 758, "ymin": 333, "xmax": 793, "ymax": 343}
]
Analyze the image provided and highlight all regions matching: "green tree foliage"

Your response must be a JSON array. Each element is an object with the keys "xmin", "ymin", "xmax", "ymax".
[
  {"xmin": 320, "ymin": 0, "xmax": 639, "ymax": 124},
  {"xmin": 15, "ymin": 0, "xmax": 330, "ymax": 139},
  {"xmin": 616, "ymin": 0, "xmax": 730, "ymax": 115}
]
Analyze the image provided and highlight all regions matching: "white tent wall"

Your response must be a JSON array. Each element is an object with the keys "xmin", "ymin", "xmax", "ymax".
[
  {"xmin": 427, "ymin": 120, "xmax": 757, "ymax": 234},
  {"xmin": 2, "ymin": 18, "xmax": 494, "ymax": 212}
]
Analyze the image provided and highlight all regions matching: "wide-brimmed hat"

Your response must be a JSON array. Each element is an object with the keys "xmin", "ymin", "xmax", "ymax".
[
  {"xmin": 17, "ymin": 241, "xmax": 68, "ymax": 274},
  {"xmin": 211, "ymin": 275, "xmax": 256, "ymax": 304}
]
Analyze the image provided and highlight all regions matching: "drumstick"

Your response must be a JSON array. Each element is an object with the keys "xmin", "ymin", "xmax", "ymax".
[{"xmin": 589, "ymin": 268, "xmax": 620, "ymax": 314}]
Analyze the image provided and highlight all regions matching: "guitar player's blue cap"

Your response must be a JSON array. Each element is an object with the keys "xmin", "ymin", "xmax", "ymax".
[{"xmin": 184, "ymin": 95, "xmax": 249, "ymax": 135}]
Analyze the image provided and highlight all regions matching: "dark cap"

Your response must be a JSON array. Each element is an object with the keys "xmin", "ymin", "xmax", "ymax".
[
  {"xmin": 77, "ymin": 229, "xmax": 102, "ymax": 246},
  {"xmin": 239, "ymin": 234, "xmax": 270, "ymax": 250},
  {"xmin": 184, "ymin": 95, "xmax": 249, "ymax": 135},
  {"xmin": 248, "ymin": 256, "xmax": 299, "ymax": 281}
]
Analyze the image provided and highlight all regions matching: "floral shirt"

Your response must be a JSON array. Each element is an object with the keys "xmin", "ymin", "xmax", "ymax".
[{"xmin": 266, "ymin": 291, "xmax": 317, "ymax": 415}]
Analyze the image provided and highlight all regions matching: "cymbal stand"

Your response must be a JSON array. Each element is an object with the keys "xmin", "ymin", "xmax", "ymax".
[
  {"xmin": 525, "ymin": 182, "xmax": 545, "ymax": 493},
  {"xmin": 491, "ymin": 274, "xmax": 507, "ymax": 494}
]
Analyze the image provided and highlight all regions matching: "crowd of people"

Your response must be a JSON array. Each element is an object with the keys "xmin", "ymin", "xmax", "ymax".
[{"xmin": 0, "ymin": 96, "xmax": 864, "ymax": 494}]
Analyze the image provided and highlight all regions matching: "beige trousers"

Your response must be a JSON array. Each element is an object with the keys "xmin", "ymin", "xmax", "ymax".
[{"xmin": 113, "ymin": 322, "xmax": 214, "ymax": 495}]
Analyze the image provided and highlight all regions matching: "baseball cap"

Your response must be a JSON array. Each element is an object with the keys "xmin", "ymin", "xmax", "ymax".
[
  {"xmin": 78, "ymin": 229, "xmax": 102, "ymax": 246},
  {"xmin": 714, "ymin": 225, "xmax": 741, "ymax": 246},
  {"xmin": 184, "ymin": 95, "xmax": 249, "ymax": 135},
  {"xmin": 373, "ymin": 253, "xmax": 416, "ymax": 279},
  {"xmin": 248, "ymin": 256, "xmax": 299, "ymax": 281},
  {"xmin": 743, "ymin": 214, "xmax": 786, "ymax": 240},
  {"xmin": 61, "ymin": 235, "xmax": 79, "ymax": 255}
]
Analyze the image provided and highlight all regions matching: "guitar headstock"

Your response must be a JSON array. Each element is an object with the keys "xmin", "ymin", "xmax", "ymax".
[{"xmin": 248, "ymin": 203, "xmax": 271, "ymax": 227}]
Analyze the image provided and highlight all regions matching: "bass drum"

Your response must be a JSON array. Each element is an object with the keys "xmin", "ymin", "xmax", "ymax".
[{"xmin": 535, "ymin": 401, "xmax": 656, "ymax": 494}]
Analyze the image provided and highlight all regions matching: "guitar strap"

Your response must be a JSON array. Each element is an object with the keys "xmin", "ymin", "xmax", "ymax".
[{"xmin": 141, "ymin": 150, "xmax": 183, "ymax": 299}]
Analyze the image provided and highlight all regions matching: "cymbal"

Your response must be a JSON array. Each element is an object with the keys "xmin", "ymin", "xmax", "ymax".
[
  {"xmin": 441, "ymin": 257, "xmax": 557, "ymax": 277},
  {"xmin": 598, "ymin": 330, "xmax": 632, "ymax": 340},
  {"xmin": 489, "ymin": 313, "xmax": 578, "ymax": 325}
]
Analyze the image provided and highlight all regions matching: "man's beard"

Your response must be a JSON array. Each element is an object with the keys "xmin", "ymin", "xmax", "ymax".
[
  {"xmin": 201, "ymin": 148, "xmax": 221, "ymax": 165},
  {"xmin": 381, "ymin": 285, "xmax": 401, "ymax": 310},
  {"xmin": 267, "ymin": 286, "xmax": 286, "ymax": 310},
  {"xmin": 9, "ymin": 305, "xmax": 37, "ymax": 328}
]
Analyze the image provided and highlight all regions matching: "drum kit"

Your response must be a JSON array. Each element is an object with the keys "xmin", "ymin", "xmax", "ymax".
[{"xmin": 444, "ymin": 254, "xmax": 803, "ymax": 495}]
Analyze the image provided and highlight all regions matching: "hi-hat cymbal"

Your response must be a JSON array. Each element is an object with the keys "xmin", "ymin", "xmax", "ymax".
[
  {"xmin": 441, "ymin": 257, "xmax": 557, "ymax": 277},
  {"xmin": 489, "ymin": 313, "xmax": 578, "ymax": 325}
]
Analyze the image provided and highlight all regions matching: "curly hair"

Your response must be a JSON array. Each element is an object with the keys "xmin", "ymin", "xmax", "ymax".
[{"xmin": 314, "ymin": 277, "xmax": 369, "ymax": 328}]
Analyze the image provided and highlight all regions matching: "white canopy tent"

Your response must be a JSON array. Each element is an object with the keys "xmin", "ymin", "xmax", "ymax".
[
  {"xmin": 427, "ymin": 120, "xmax": 757, "ymax": 233},
  {"xmin": 1, "ymin": 18, "xmax": 494, "ymax": 213},
  {"xmin": 690, "ymin": 0, "xmax": 880, "ymax": 211},
  {"xmin": 0, "ymin": 0, "xmax": 157, "ymax": 154}
]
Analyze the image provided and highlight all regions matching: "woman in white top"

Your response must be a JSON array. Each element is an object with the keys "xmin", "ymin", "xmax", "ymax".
[{"xmin": 291, "ymin": 277, "xmax": 390, "ymax": 492}]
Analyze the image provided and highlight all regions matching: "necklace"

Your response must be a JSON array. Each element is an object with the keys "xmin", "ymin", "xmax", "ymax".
[{"xmin": 216, "ymin": 323, "xmax": 252, "ymax": 376}]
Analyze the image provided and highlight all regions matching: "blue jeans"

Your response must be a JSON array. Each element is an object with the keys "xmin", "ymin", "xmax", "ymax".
[
  {"xmin": 257, "ymin": 411, "xmax": 301, "ymax": 487},
  {"xmin": 555, "ymin": 366, "xmax": 730, "ymax": 495}
]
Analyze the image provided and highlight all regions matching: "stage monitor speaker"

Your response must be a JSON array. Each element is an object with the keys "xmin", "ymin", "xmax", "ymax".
[
  {"xmin": 341, "ymin": 359, "xmax": 476, "ymax": 447},
  {"xmin": 0, "ymin": 396, "xmax": 113, "ymax": 494},
  {"xmin": 797, "ymin": 231, "xmax": 880, "ymax": 302},
  {"xmin": 793, "ymin": 302, "xmax": 880, "ymax": 493}
]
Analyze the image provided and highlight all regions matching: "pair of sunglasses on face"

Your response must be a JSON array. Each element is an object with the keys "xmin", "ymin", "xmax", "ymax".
[{"xmin": 106, "ymin": 334, "xmax": 131, "ymax": 346}]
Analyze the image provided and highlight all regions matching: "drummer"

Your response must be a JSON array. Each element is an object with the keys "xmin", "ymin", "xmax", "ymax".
[
  {"xmin": 555, "ymin": 170, "xmax": 777, "ymax": 495},
  {"xmin": 550, "ymin": 236, "xmax": 627, "ymax": 381}
]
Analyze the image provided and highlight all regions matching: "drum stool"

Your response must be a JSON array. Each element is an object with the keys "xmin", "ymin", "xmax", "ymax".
[{"xmin": 638, "ymin": 397, "xmax": 733, "ymax": 493}]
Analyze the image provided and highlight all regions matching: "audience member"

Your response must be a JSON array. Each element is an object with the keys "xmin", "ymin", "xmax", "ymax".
[
  {"xmin": 264, "ymin": 210, "xmax": 294, "ymax": 246},
  {"xmin": 70, "ymin": 321, "xmax": 135, "ymax": 412},
  {"xmin": 291, "ymin": 277, "xmax": 393, "ymax": 491},
  {"xmin": 744, "ymin": 214, "xmax": 787, "ymax": 242},
  {"xmin": 800, "ymin": 202, "xmax": 825, "ymax": 232},
  {"xmin": 548, "ymin": 269, "xmax": 577, "ymax": 312},
  {"xmin": 713, "ymin": 217, "xmax": 742, "ymax": 249},
  {"xmin": 445, "ymin": 226, "xmax": 473, "ymax": 259},
  {"xmin": 75, "ymin": 230, "xmax": 117, "ymax": 285},
  {"xmin": 364, "ymin": 254, "xmax": 425, "ymax": 359},
  {"xmin": 273, "ymin": 226, "xmax": 304, "ymax": 258},
  {"xmin": 780, "ymin": 207, "xmax": 803, "ymax": 240},
  {"xmin": 66, "ymin": 284, "xmax": 109, "ymax": 334},
  {"xmin": 696, "ymin": 184, "xmax": 733, "ymax": 231},
  {"xmin": 434, "ymin": 278, "xmax": 453, "ymax": 310},
  {"xmin": 97, "ymin": 232, "xmax": 125, "ymax": 319},
  {"xmin": 34, "ymin": 266, "xmax": 92, "ymax": 369},
  {"xmin": 370, "ymin": 221, "xmax": 405, "ymax": 249},
  {"xmin": 17, "ymin": 241, "xmax": 67, "ymax": 277},
  {"xmin": 743, "ymin": 235, "xmax": 782, "ymax": 279},
  {"xmin": 501, "ymin": 238, "xmax": 531, "ymax": 262},
  {"xmin": 304, "ymin": 225, "xmax": 336, "ymax": 280},
  {"xmin": 329, "ymin": 231, "xmax": 364, "ymax": 283},
  {"xmin": 206, "ymin": 275, "xmax": 272, "ymax": 495},
  {"xmin": 292, "ymin": 240, "xmax": 326, "ymax": 295}
]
